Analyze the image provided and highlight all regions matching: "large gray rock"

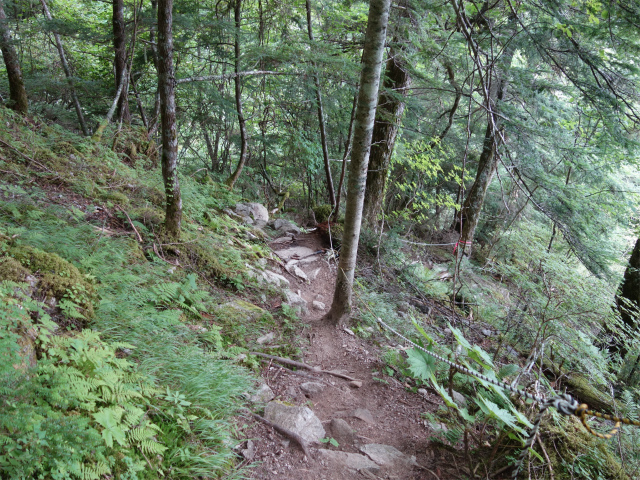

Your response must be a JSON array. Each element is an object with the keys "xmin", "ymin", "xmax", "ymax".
[
  {"xmin": 235, "ymin": 202, "xmax": 269, "ymax": 228},
  {"xmin": 273, "ymin": 218, "xmax": 301, "ymax": 235},
  {"xmin": 300, "ymin": 381, "xmax": 325, "ymax": 397},
  {"xmin": 264, "ymin": 402, "xmax": 325, "ymax": 443},
  {"xmin": 318, "ymin": 450, "xmax": 380, "ymax": 474},
  {"xmin": 274, "ymin": 246, "xmax": 316, "ymax": 261},
  {"xmin": 452, "ymin": 390, "xmax": 467, "ymax": 408},
  {"xmin": 360, "ymin": 444, "xmax": 416, "ymax": 469},
  {"xmin": 249, "ymin": 383, "xmax": 275, "ymax": 404},
  {"xmin": 283, "ymin": 289, "xmax": 308, "ymax": 315},
  {"xmin": 246, "ymin": 266, "xmax": 290, "ymax": 288},
  {"xmin": 329, "ymin": 418, "xmax": 356, "ymax": 446}
]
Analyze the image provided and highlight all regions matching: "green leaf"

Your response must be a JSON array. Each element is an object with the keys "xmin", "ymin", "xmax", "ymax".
[
  {"xmin": 468, "ymin": 345, "xmax": 494, "ymax": 369},
  {"xmin": 411, "ymin": 318, "xmax": 434, "ymax": 345},
  {"xmin": 430, "ymin": 381, "xmax": 458, "ymax": 409},
  {"xmin": 93, "ymin": 408, "xmax": 127, "ymax": 448},
  {"xmin": 448, "ymin": 324, "xmax": 471, "ymax": 350},
  {"xmin": 474, "ymin": 395, "xmax": 526, "ymax": 434},
  {"xmin": 406, "ymin": 347, "xmax": 436, "ymax": 382}
]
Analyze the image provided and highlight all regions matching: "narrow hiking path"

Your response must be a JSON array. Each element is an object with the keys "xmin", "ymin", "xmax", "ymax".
[{"xmin": 242, "ymin": 232, "xmax": 455, "ymax": 480}]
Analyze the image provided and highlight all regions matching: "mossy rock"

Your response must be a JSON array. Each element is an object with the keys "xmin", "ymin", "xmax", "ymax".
[
  {"xmin": 212, "ymin": 300, "xmax": 275, "ymax": 347},
  {"xmin": 0, "ymin": 257, "xmax": 32, "ymax": 282},
  {"xmin": 6, "ymin": 245, "xmax": 97, "ymax": 319},
  {"xmin": 131, "ymin": 207, "xmax": 164, "ymax": 229}
]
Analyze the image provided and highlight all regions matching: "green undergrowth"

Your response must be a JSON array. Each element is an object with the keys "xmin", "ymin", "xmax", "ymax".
[
  {"xmin": 350, "ymin": 223, "xmax": 631, "ymax": 478},
  {"xmin": 0, "ymin": 110, "xmax": 302, "ymax": 479}
]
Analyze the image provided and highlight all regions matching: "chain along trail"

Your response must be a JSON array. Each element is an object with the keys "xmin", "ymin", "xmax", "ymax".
[{"xmin": 244, "ymin": 231, "xmax": 640, "ymax": 479}]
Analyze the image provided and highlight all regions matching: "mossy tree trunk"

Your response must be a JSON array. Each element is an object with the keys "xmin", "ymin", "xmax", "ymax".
[
  {"xmin": 0, "ymin": 0, "xmax": 28, "ymax": 114},
  {"xmin": 602, "ymin": 237, "xmax": 640, "ymax": 360},
  {"xmin": 225, "ymin": 0, "xmax": 248, "ymax": 190},
  {"xmin": 158, "ymin": 0, "xmax": 181, "ymax": 238},
  {"xmin": 325, "ymin": 0, "xmax": 391, "ymax": 325},
  {"xmin": 113, "ymin": 0, "xmax": 130, "ymax": 123},
  {"xmin": 453, "ymin": 45, "xmax": 514, "ymax": 258},
  {"xmin": 362, "ymin": 45, "xmax": 411, "ymax": 227}
]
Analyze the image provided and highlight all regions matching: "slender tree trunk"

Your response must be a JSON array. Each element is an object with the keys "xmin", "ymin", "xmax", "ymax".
[
  {"xmin": 0, "ymin": 0, "xmax": 27, "ymax": 114},
  {"xmin": 305, "ymin": 0, "xmax": 335, "ymax": 209},
  {"xmin": 225, "ymin": 0, "xmax": 248, "ymax": 189},
  {"xmin": 455, "ymin": 46, "xmax": 515, "ymax": 257},
  {"xmin": 39, "ymin": 0, "xmax": 88, "ymax": 135},
  {"xmin": 158, "ymin": 0, "xmax": 181, "ymax": 237},
  {"xmin": 334, "ymin": 91, "xmax": 358, "ymax": 220},
  {"xmin": 113, "ymin": 0, "xmax": 130, "ymax": 123},
  {"xmin": 203, "ymin": 126, "xmax": 220, "ymax": 171},
  {"xmin": 146, "ymin": 0, "xmax": 160, "ymax": 139},
  {"xmin": 325, "ymin": 0, "xmax": 391, "ymax": 325},
  {"xmin": 362, "ymin": 46, "xmax": 411, "ymax": 226},
  {"xmin": 92, "ymin": 65, "xmax": 127, "ymax": 141}
]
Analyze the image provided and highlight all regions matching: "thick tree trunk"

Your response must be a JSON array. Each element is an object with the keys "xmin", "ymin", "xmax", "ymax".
[
  {"xmin": 306, "ymin": 0, "xmax": 335, "ymax": 209},
  {"xmin": 325, "ymin": 0, "xmax": 391, "ymax": 325},
  {"xmin": 113, "ymin": 0, "xmax": 130, "ymax": 123},
  {"xmin": 0, "ymin": 0, "xmax": 28, "ymax": 114},
  {"xmin": 602, "ymin": 237, "xmax": 640, "ymax": 359},
  {"xmin": 334, "ymin": 91, "xmax": 358, "ymax": 221},
  {"xmin": 225, "ymin": 0, "xmax": 248, "ymax": 190},
  {"xmin": 362, "ymin": 48, "xmax": 411, "ymax": 226},
  {"xmin": 39, "ymin": 0, "xmax": 88, "ymax": 136},
  {"xmin": 158, "ymin": 0, "xmax": 181, "ymax": 237}
]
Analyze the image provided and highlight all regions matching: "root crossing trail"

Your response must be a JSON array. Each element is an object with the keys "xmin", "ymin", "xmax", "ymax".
[{"xmin": 244, "ymin": 232, "xmax": 450, "ymax": 480}]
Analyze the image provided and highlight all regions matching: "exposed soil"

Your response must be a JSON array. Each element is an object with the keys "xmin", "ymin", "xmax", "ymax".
[{"xmin": 242, "ymin": 232, "xmax": 463, "ymax": 480}]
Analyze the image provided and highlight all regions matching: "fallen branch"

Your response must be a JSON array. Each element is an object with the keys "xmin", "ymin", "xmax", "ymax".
[
  {"xmin": 0, "ymin": 139, "xmax": 52, "ymax": 172},
  {"xmin": 256, "ymin": 357, "xmax": 323, "ymax": 381},
  {"xmin": 250, "ymin": 352, "xmax": 358, "ymax": 381},
  {"xmin": 244, "ymin": 409, "xmax": 311, "ymax": 457},
  {"xmin": 117, "ymin": 205, "xmax": 143, "ymax": 243}
]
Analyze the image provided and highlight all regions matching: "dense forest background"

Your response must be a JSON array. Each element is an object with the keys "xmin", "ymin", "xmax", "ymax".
[{"xmin": 3, "ymin": 0, "xmax": 640, "ymax": 478}]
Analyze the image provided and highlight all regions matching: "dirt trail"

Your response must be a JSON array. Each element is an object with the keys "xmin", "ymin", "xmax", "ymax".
[{"xmin": 244, "ymin": 232, "xmax": 450, "ymax": 480}]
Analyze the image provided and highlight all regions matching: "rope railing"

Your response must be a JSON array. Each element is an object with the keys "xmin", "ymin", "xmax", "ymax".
[{"xmin": 364, "ymin": 312, "xmax": 640, "ymax": 478}]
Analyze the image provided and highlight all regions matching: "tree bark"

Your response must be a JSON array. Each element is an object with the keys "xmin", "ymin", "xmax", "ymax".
[
  {"xmin": 362, "ymin": 47, "xmax": 411, "ymax": 226},
  {"xmin": 113, "ymin": 0, "xmax": 130, "ymax": 123},
  {"xmin": 325, "ymin": 0, "xmax": 391, "ymax": 325},
  {"xmin": 334, "ymin": 91, "xmax": 358, "ymax": 221},
  {"xmin": 225, "ymin": 0, "xmax": 248, "ymax": 190},
  {"xmin": 39, "ymin": 0, "xmax": 88, "ymax": 135},
  {"xmin": 603, "ymin": 237, "xmax": 640, "ymax": 359},
  {"xmin": 454, "ymin": 47, "xmax": 515, "ymax": 257},
  {"xmin": 0, "ymin": 0, "xmax": 28, "ymax": 114},
  {"xmin": 305, "ymin": 0, "xmax": 335, "ymax": 209},
  {"xmin": 158, "ymin": 0, "xmax": 181, "ymax": 237}
]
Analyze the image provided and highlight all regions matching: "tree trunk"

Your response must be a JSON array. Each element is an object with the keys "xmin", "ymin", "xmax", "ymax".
[
  {"xmin": 158, "ymin": 0, "xmax": 181, "ymax": 237},
  {"xmin": 602, "ymin": 237, "xmax": 640, "ymax": 359},
  {"xmin": 362, "ymin": 47, "xmax": 411, "ymax": 227},
  {"xmin": 39, "ymin": 0, "xmax": 88, "ymax": 136},
  {"xmin": 0, "ymin": 0, "xmax": 28, "ymax": 114},
  {"xmin": 113, "ymin": 0, "xmax": 130, "ymax": 123},
  {"xmin": 325, "ymin": 0, "xmax": 391, "ymax": 325},
  {"xmin": 454, "ymin": 45, "xmax": 514, "ymax": 257},
  {"xmin": 203, "ymin": 126, "xmax": 220, "ymax": 171},
  {"xmin": 305, "ymin": 0, "xmax": 335, "ymax": 209},
  {"xmin": 334, "ymin": 91, "xmax": 358, "ymax": 221},
  {"xmin": 225, "ymin": 0, "xmax": 248, "ymax": 190}
]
